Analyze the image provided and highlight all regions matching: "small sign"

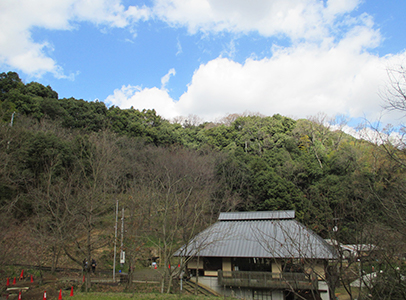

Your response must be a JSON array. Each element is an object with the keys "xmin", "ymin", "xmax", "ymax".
[{"xmin": 120, "ymin": 251, "xmax": 125, "ymax": 264}]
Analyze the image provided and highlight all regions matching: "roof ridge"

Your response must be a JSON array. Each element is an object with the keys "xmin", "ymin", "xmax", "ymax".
[{"xmin": 218, "ymin": 210, "xmax": 295, "ymax": 221}]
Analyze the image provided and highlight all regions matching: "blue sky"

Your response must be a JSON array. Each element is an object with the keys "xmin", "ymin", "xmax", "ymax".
[{"xmin": 1, "ymin": 0, "xmax": 406, "ymax": 127}]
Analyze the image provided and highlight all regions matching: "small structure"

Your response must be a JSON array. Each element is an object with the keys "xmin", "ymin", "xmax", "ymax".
[
  {"xmin": 325, "ymin": 239, "xmax": 378, "ymax": 261},
  {"xmin": 175, "ymin": 211, "xmax": 337, "ymax": 300},
  {"xmin": 340, "ymin": 244, "xmax": 378, "ymax": 260}
]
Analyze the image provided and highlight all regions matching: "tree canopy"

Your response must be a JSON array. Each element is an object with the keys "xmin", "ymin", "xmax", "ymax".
[{"xmin": 1, "ymin": 71, "xmax": 406, "ymax": 297}]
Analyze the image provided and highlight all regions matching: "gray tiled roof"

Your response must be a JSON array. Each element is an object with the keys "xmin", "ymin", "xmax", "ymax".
[{"xmin": 175, "ymin": 211, "xmax": 337, "ymax": 260}]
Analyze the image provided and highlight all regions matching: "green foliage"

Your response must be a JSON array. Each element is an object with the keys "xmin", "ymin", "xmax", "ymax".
[
  {"xmin": 0, "ymin": 71, "xmax": 25, "ymax": 99},
  {"xmin": 1, "ymin": 72, "xmax": 406, "ymax": 299},
  {"xmin": 11, "ymin": 131, "xmax": 73, "ymax": 180},
  {"xmin": 0, "ymin": 72, "xmax": 58, "ymax": 121},
  {"xmin": 40, "ymin": 98, "xmax": 67, "ymax": 120},
  {"xmin": 176, "ymin": 124, "xmax": 208, "ymax": 149},
  {"xmin": 26, "ymin": 81, "xmax": 58, "ymax": 99},
  {"xmin": 107, "ymin": 106, "xmax": 181, "ymax": 145},
  {"xmin": 60, "ymin": 98, "xmax": 108, "ymax": 131},
  {"xmin": 204, "ymin": 124, "xmax": 236, "ymax": 149}
]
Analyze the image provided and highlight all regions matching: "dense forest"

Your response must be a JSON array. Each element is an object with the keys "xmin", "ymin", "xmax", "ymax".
[{"xmin": 1, "ymin": 71, "xmax": 406, "ymax": 297}]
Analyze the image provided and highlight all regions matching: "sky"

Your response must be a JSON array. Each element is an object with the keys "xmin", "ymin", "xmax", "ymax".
[{"xmin": 1, "ymin": 0, "xmax": 406, "ymax": 127}]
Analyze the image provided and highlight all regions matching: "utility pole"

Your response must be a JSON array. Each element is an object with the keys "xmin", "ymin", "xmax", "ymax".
[
  {"xmin": 113, "ymin": 200, "xmax": 118, "ymax": 281},
  {"xmin": 7, "ymin": 112, "xmax": 15, "ymax": 150},
  {"xmin": 9, "ymin": 111, "xmax": 15, "ymax": 127},
  {"xmin": 120, "ymin": 208, "xmax": 125, "ymax": 266}
]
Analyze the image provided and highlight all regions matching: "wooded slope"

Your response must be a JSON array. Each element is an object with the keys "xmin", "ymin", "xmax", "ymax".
[{"xmin": 1, "ymin": 72, "xmax": 405, "ymax": 291}]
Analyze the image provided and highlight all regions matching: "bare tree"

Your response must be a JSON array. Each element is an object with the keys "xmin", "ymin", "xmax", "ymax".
[
  {"xmin": 382, "ymin": 64, "xmax": 406, "ymax": 113},
  {"xmin": 175, "ymin": 221, "xmax": 235, "ymax": 295},
  {"xmin": 217, "ymin": 113, "xmax": 243, "ymax": 126},
  {"xmin": 63, "ymin": 131, "xmax": 121, "ymax": 291},
  {"xmin": 171, "ymin": 114, "xmax": 203, "ymax": 127},
  {"xmin": 252, "ymin": 220, "xmax": 338, "ymax": 300},
  {"xmin": 121, "ymin": 146, "xmax": 221, "ymax": 293},
  {"xmin": 149, "ymin": 147, "xmax": 217, "ymax": 293},
  {"xmin": 0, "ymin": 213, "xmax": 22, "ymax": 268}
]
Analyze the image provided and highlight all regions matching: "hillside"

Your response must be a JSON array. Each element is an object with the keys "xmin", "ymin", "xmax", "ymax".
[{"xmin": 1, "ymin": 71, "xmax": 406, "ymax": 297}]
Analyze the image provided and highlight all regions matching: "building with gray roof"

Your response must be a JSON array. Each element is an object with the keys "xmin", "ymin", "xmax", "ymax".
[{"xmin": 175, "ymin": 210, "xmax": 337, "ymax": 300}]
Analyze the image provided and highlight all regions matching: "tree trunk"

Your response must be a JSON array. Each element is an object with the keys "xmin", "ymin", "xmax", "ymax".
[
  {"xmin": 51, "ymin": 245, "xmax": 60, "ymax": 273},
  {"xmin": 194, "ymin": 256, "xmax": 200, "ymax": 295},
  {"xmin": 86, "ymin": 226, "xmax": 92, "ymax": 292},
  {"xmin": 160, "ymin": 276, "xmax": 165, "ymax": 294},
  {"xmin": 166, "ymin": 272, "xmax": 173, "ymax": 294},
  {"xmin": 127, "ymin": 256, "xmax": 133, "ymax": 289}
]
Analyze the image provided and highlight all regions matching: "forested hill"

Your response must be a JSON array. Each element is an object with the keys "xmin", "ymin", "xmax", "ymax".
[{"xmin": 1, "ymin": 71, "xmax": 405, "ymax": 268}]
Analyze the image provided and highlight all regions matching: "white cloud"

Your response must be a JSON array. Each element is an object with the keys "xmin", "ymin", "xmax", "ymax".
[
  {"xmin": 173, "ymin": 47, "xmax": 385, "ymax": 121},
  {"xmin": 106, "ymin": 39, "xmax": 406, "ymax": 125},
  {"xmin": 161, "ymin": 68, "xmax": 176, "ymax": 90},
  {"xmin": 72, "ymin": 0, "xmax": 150, "ymax": 27},
  {"xmin": 0, "ymin": 0, "xmax": 377, "ymax": 80},
  {"xmin": 105, "ymin": 84, "xmax": 178, "ymax": 119},
  {"xmin": 95, "ymin": 0, "xmax": 406, "ymax": 126},
  {"xmin": 152, "ymin": 0, "xmax": 364, "ymax": 41},
  {"xmin": 4, "ymin": 0, "xmax": 405, "ymax": 128},
  {"xmin": 325, "ymin": 0, "xmax": 360, "ymax": 18},
  {"xmin": 0, "ymin": 0, "xmax": 150, "ymax": 77},
  {"xmin": 339, "ymin": 124, "xmax": 406, "ymax": 146},
  {"xmin": 176, "ymin": 38, "xmax": 182, "ymax": 56}
]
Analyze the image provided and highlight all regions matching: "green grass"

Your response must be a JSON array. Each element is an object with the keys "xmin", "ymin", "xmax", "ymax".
[{"xmin": 72, "ymin": 292, "xmax": 219, "ymax": 300}]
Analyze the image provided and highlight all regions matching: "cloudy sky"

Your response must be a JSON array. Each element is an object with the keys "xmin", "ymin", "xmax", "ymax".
[{"xmin": 1, "ymin": 0, "xmax": 406, "ymax": 126}]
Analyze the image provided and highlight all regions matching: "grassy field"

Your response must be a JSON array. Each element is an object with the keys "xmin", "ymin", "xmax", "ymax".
[{"xmin": 71, "ymin": 292, "xmax": 219, "ymax": 300}]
